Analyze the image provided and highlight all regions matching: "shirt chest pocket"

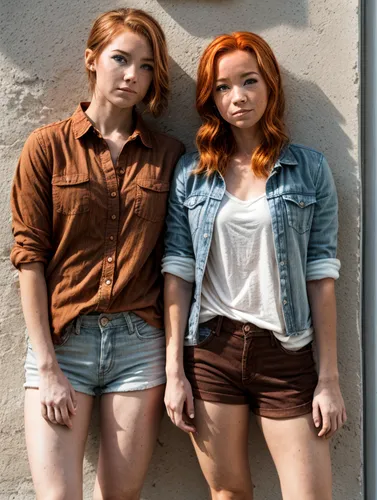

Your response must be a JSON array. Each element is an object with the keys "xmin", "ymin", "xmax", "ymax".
[
  {"xmin": 282, "ymin": 193, "xmax": 316, "ymax": 234},
  {"xmin": 52, "ymin": 174, "xmax": 90, "ymax": 215},
  {"xmin": 134, "ymin": 179, "xmax": 170, "ymax": 223},
  {"xmin": 183, "ymin": 195, "xmax": 207, "ymax": 236}
]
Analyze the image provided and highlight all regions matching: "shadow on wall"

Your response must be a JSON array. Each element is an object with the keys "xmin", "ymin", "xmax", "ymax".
[{"xmin": 156, "ymin": 0, "xmax": 308, "ymax": 36}]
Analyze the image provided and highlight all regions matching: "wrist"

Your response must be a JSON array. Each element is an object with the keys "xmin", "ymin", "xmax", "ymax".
[
  {"xmin": 38, "ymin": 357, "xmax": 59, "ymax": 374},
  {"xmin": 318, "ymin": 372, "xmax": 339, "ymax": 384},
  {"xmin": 166, "ymin": 364, "xmax": 185, "ymax": 378}
]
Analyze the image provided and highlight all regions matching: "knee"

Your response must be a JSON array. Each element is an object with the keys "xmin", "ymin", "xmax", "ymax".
[
  {"xmin": 39, "ymin": 491, "xmax": 79, "ymax": 500},
  {"xmin": 95, "ymin": 488, "xmax": 142, "ymax": 500},
  {"xmin": 210, "ymin": 486, "xmax": 253, "ymax": 500}
]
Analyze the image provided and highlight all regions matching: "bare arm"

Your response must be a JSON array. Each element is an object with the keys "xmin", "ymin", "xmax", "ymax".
[
  {"xmin": 164, "ymin": 273, "xmax": 195, "ymax": 433},
  {"xmin": 19, "ymin": 262, "xmax": 76, "ymax": 428},
  {"xmin": 307, "ymin": 278, "xmax": 346, "ymax": 438}
]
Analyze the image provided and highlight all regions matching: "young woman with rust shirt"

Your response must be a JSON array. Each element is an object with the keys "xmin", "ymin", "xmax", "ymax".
[{"xmin": 11, "ymin": 8, "xmax": 183, "ymax": 499}]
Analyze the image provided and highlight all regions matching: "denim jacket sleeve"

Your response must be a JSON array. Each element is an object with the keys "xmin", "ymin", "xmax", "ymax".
[
  {"xmin": 306, "ymin": 155, "xmax": 341, "ymax": 281},
  {"xmin": 162, "ymin": 155, "xmax": 195, "ymax": 282}
]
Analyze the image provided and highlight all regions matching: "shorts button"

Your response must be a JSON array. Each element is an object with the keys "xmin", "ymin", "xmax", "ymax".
[
  {"xmin": 244, "ymin": 324, "xmax": 251, "ymax": 332},
  {"xmin": 100, "ymin": 317, "xmax": 109, "ymax": 327}
]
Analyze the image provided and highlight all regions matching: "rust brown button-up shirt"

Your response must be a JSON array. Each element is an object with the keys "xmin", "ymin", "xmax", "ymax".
[{"xmin": 11, "ymin": 103, "xmax": 184, "ymax": 337}]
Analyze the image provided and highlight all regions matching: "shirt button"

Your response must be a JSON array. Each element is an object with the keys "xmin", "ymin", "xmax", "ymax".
[
  {"xmin": 119, "ymin": 168, "xmax": 125, "ymax": 175},
  {"xmin": 100, "ymin": 317, "xmax": 109, "ymax": 327},
  {"xmin": 105, "ymin": 279, "xmax": 112, "ymax": 285},
  {"xmin": 111, "ymin": 214, "xmax": 117, "ymax": 220},
  {"xmin": 280, "ymin": 261, "xmax": 285, "ymax": 266},
  {"xmin": 244, "ymin": 324, "xmax": 251, "ymax": 332},
  {"xmin": 109, "ymin": 235, "xmax": 114, "ymax": 241},
  {"xmin": 111, "ymin": 192, "xmax": 117, "ymax": 198},
  {"xmin": 283, "ymin": 299, "xmax": 288, "ymax": 305},
  {"xmin": 203, "ymin": 233, "xmax": 208, "ymax": 239},
  {"xmin": 107, "ymin": 257, "xmax": 113, "ymax": 263},
  {"xmin": 299, "ymin": 201, "xmax": 305, "ymax": 207}
]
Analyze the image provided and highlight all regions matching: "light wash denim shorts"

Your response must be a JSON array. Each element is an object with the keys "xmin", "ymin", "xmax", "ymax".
[{"xmin": 24, "ymin": 312, "xmax": 166, "ymax": 396}]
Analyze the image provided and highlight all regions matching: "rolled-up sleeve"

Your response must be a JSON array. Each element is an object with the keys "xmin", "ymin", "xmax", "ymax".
[
  {"xmin": 306, "ymin": 155, "xmax": 341, "ymax": 281},
  {"xmin": 162, "ymin": 155, "xmax": 195, "ymax": 283},
  {"xmin": 10, "ymin": 131, "xmax": 53, "ymax": 269}
]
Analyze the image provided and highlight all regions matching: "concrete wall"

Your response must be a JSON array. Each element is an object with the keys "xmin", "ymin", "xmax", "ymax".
[{"xmin": 0, "ymin": 1, "xmax": 361, "ymax": 499}]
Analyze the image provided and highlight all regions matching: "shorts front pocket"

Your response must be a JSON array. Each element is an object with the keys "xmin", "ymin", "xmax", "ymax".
[
  {"xmin": 52, "ymin": 173, "xmax": 90, "ymax": 215},
  {"xmin": 134, "ymin": 179, "xmax": 170, "ymax": 223},
  {"xmin": 130, "ymin": 313, "xmax": 165, "ymax": 340}
]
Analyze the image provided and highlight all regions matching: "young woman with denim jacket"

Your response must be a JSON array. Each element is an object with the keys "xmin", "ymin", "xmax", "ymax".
[
  {"xmin": 11, "ymin": 9, "xmax": 184, "ymax": 499},
  {"xmin": 163, "ymin": 32, "xmax": 346, "ymax": 500}
]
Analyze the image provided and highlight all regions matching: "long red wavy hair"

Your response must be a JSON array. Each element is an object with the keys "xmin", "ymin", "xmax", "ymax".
[{"xmin": 195, "ymin": 32, "xmax": 288, "ymax": 177}]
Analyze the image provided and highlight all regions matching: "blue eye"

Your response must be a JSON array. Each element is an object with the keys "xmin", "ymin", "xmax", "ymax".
[
  {"xmin": 141, "ymin": 64, "xmax": 154, "ymax": 71},
  {"xmin": 215, "ymin": 84, "xmax": 229, "ymax": 92},
  {"xmin": 112, "ymin": 55, "xmax": 126, "ymax": 64},
  {"xmin": 244, "ymin": 78, "xmax": 257, "ymax": 85}
]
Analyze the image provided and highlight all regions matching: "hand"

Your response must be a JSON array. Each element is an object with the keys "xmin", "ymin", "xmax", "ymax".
[
  {"xmin": 312, "ymin": 378, "xmax": 346, "ymax": 439},
  {"xmin": 39, "ymin": 366, "xmax": 77, "ymax": 429},
  {"xmin": 165, "ymin": 373, "xmax": 196, "ymax": 433}
]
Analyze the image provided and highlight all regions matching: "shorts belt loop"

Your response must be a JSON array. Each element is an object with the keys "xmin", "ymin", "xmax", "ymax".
[
  {"xmin": 122, "ymin": 312, "xmax": 134, "ymax": 335},
  {"xmin": 215, "ymin": 316, "xmax": 224, "ymax": 336},
  {"xmin": 75, "ymin": 316, "xmax": 82, "ymax": 336}
]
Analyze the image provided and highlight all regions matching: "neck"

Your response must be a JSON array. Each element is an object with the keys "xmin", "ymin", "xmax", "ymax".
[
  {"xmin": 231, "ymin": 124, "xmax": 262, "ymax": 157},
  {"xmin": 85, "ymin": 93, "xmax": 134, "ymax": 137}
]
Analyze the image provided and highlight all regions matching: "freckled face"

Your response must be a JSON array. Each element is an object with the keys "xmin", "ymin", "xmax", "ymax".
[
  {"xmin": 86, "ymin": 30, "xmax": 154, "ymax": 109},
  {"xmin": 212, "ymin": 50, "xmax": 269, "ymax": 134}
]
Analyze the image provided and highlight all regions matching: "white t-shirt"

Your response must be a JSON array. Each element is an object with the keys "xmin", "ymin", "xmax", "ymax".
[{"xmin": 199, "ymin": 191, "xmax": 313, "ymax": 350}]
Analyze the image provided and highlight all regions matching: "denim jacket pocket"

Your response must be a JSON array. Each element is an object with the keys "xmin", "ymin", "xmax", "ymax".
[
  {"xmin": 183, "ymin": 195, "xmax": 207, "ymax": 235},
  {"xmin": 135, "ymin": 179, "xmax": 170, "ymax": 223},
  {"xmin": 282, "ymin": 193, "xmax": 316, "ymax": 234},
  {"xmin": 52, "ymin": 174, "xmax": 90, "ymax": 215}
]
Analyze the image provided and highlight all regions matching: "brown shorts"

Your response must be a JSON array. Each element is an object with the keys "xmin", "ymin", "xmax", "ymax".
[{"xmin": 184, "ymin": 316, "xmax": 318, "ymax": 419}]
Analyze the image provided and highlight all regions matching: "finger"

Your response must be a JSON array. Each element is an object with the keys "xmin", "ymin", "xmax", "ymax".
[
  {"xmin": 318, "ymin": 411, "xmax": 330, "ymax": 438},
  {"xmin": 60, "ymin": 405, "xmax": 73, "ymax": 429},
  {"xmin": 326, "ymin": 414, "xmax": 338, "ymax": 439},
  {"xmin": 54, "ymin": 407, "xmax": 65, "ymax": 426},
  {"xmin": 186, "ymin": 393, "xmax": 195, "ymax": 420},
  {"xmin": 312, "ymin": 401, "xmax": 321, "ymax": 429},
  {"xmin": 337, "ymin": 412, "xmax": 344, "ymax": 431},
  {"xmin": 41, "ymin": 403, "xmax": 48, "ymax": 421},
  {"xmin": 47, "ymin": 405, "xmax": 57, "ymax": 425},
  {"xmin": 67, "ymin": 394, "xmax": 76, "ymax": 416},
  {"xmin": 170, "ymin": 410, "xmax": 176, "ymax": 426},
  {"xmin": 342, "ymin": 407, "xmax": 347, "ymax": 424},
  {"xmin": 175, "ymin": 416, "xmax": 196, "ymax": 434},
  {"xmin": 70, "ymin": 387, "xmax": 77, "ymax": 412}
]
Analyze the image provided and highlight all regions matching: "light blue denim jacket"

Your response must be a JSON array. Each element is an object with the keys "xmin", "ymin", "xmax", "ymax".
[{"xmin": 162, "ymin": 144, "xmax": 340, "ymax": 346}]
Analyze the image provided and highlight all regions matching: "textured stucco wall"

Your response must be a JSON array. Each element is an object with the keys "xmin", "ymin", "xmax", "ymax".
[{"xmin": 0, "ymin": 1, "xmax": 361, "ymax": 499}]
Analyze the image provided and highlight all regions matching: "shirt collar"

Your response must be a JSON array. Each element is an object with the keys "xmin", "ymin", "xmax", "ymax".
[
  {"xmin": 278, "ymin": 145, "xmax": 298, "ymax": 166},
  {"xmin": 71, "ymin": 102, "xmax": 153, "ymax": 149}
]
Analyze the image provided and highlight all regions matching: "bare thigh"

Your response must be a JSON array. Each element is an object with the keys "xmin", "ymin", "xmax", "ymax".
[
  {"xmin": 93, "ymin": 384, "xmax": 165, "ymax": 500},
  {"xmin": 191, "ymin": 400, "xmax": 253, "ymax": 500},
  {"xmin": 258, "ymin": 413, "xmax": 332, "ymax": 500},
  {"xmin": 25, "ymin": 389, "xmax": 94, "ymax": 500}
]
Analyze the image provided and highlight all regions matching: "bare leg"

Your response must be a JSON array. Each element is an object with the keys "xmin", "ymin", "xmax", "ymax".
[
  {"xmin": 258, "ymin": 413, "xmax": 332, "ymax": 500},
  {"xmin": 25, "ymin": 389, "xmax": 94, "ymax": 500},
  {"xmin": 190, "ymin": 400, "xmax": 253, "ymax": 500},
  {"xmin": 93, "ymin": 385, "xmax": 164, "ymax": 500}
]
